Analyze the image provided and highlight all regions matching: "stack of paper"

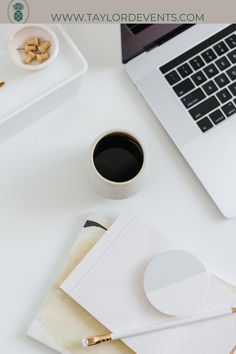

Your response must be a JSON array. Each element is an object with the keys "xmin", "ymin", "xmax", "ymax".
[
  {"xmin": 61, "ymin": 216, "xmax": 236, "ymax": 354},
  {"xmin": 28, "ymin": 215, "xmax": 132, "ymax": 354},
  {"xmin": 29, "ymin": 215, "xmax": 236, "ymax": 354}
]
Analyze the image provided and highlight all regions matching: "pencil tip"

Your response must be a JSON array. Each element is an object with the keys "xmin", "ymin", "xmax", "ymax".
[
  {"xmin": 83, "ymin": 334, "xmax": 113, "ymax": 346},
  {"xmin": 232, "ymin": 307, "xmax": 236, "ymax": 313}
]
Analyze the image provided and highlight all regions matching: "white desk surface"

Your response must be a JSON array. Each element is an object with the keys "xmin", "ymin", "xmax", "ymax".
[{"xmin": 0, "ymin": 24, "xmax": 236, "ymax": 354}]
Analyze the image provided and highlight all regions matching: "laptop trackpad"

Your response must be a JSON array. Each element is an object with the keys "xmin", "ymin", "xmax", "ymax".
[{"xmin": 181, "ymin": 116, "xmax": 236, "ymax": 217}]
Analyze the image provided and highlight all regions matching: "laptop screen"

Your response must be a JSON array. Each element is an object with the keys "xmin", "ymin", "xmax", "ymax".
[{"xmin": 121, "ymin": 24, "xmax": 193, "ymax": 64}]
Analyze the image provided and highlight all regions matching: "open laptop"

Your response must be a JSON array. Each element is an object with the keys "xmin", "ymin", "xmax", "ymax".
[{"xmin": 121, "ymin": 24, "xmax": 236, "ymax": 218}]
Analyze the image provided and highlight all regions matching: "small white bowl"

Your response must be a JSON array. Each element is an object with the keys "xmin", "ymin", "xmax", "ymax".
[{"xmin": 7, "ymin": 25, "xmax": 59, "ymax": 71}]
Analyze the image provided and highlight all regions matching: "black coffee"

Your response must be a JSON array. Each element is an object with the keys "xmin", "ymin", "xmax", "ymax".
[{"xmin": 93, "ymin": 133, "xmax": 144, "ymax": 183}]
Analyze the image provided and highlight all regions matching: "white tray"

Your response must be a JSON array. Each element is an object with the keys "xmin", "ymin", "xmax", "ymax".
[{"xmin": 0, "ymin": 24, "xmax": 87, "ymax": 142}]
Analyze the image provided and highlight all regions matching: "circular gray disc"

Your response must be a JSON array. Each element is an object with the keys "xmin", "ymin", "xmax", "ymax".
[{"xmin": 143, "ymin": 250, "xmax": 209, "ymax": 316}]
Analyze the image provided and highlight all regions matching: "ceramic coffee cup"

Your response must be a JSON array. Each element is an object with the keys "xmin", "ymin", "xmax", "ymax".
[{"xmin": 87, "ymin": 129, "xmax": 146, "ymax": 199}]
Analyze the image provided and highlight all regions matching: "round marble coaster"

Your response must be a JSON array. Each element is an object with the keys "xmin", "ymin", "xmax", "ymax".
[{"xmin": 143, "ymin": 249, "xmax": 209, "ymax": 316}]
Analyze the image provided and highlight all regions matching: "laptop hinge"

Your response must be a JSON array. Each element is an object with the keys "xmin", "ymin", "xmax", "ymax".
[{"xmin": 143, "ymin": 24, "xmax": 194, "ymax": 52}]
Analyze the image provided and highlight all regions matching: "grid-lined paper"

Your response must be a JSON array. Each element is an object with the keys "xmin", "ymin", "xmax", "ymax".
[{"xmin": 61, "ymin": 216, "xmax": 236, "ymax": 354}]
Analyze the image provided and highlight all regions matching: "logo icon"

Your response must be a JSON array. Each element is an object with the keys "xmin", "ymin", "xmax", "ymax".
[{"xmin": 8, "ymin": 0, "xmax": 29, "ymax": 23}]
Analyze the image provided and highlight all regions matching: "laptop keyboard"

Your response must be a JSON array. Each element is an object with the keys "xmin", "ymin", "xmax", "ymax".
[{"xmin": 160, "ymin": 25, "xmax": 236, "ymax": 133}]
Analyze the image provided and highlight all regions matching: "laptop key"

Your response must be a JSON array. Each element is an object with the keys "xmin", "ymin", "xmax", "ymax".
[
  {"xmin": 189, "ymin": 56, "xmax": 205, "ymax": 70},
  {"xmin": 209, "ymin": 109, "xmax": 225, "ymax": 124},
  {"xmin": 197, "ymin": 117, "xmax": 214, "ymax": 132},
  {"xmin": 225, "ymin": 34, "xmax": 236, "ymax": 49},
  {"xmin": 227, "ymin": 48, "xmax": 236, "ymax": 63},
  {"xmin": 189, "ymin": 96, "xmax": 220, "ymax": 120},
  {"xmin": 191, "ymin": 71, "xmax": 207, "ymax": 86},
  {"xmin": 173, "ymin": 78, "xmax": 194, "ymax": 97},
  {"xmin": 181, "ymin": 88, "xmax": 206, "ymax": 109},
  {"xmin": 215, "ymin": 56, "xmax": 231, "ymax": 71},
  {"xmin": 214, "ymin": 73, "xmax": 230, "ymax": 88},
  {"xmin": 165, "ymin": 70, "xmax": 181, "ymax": 85},
  {"xmin": 216, "ymin": 88, "xmax": 232, "ymax": 103},
  {"xmin": 160, "ymin": 25, "xmax": 236, "ymax": 74},
  {"xmin": 213, "ymin": 41, "xmax": 229, "ymax": 56},
  {"xmin": 203, "ymin": 63, "xmax": 219, "ymax": 78},
  {"xmin": 201, "ymin": 49, "xmax": 217, "ymax": 63},
  {"xmin": 177, "ymin": 63, "xmax": 193, "ymax": 78},
  {"xmin": 221, "ymin": 101, "xmax": 236, "ymax": 117},
  {"xmin": 226, "ymin": 66, "xmax": 236, "ymax": 80},
  {"xmin": 202, "ymin": 80, "xmax": 218, "ymax": 95},
  {"xmin": 228, "ymin": 82, "xmax": 236, "ymax": 95}
]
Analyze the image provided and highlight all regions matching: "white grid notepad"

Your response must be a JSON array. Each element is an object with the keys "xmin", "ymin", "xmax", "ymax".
[{"xmin": 61, "ymin": 216, "xmax": 236, "ymax": 354}]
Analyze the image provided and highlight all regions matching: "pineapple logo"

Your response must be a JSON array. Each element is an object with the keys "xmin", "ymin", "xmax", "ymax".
[
  {"xmin": 13, "ymin": 2, "xmax": 24, "ymax": 22},
  {"xmin": 8, "ymin": 0, "xmax": 29, "ymax": 23}
]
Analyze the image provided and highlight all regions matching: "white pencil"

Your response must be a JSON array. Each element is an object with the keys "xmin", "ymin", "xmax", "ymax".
[{"xmin": 82, "ymin": 307, "xmax": 236, "ymax": 347}]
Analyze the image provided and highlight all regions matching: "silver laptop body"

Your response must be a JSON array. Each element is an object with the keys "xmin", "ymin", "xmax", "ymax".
[{"xmin": 123, "ymin": 24, "xmax": 236, "ymax": 217}]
